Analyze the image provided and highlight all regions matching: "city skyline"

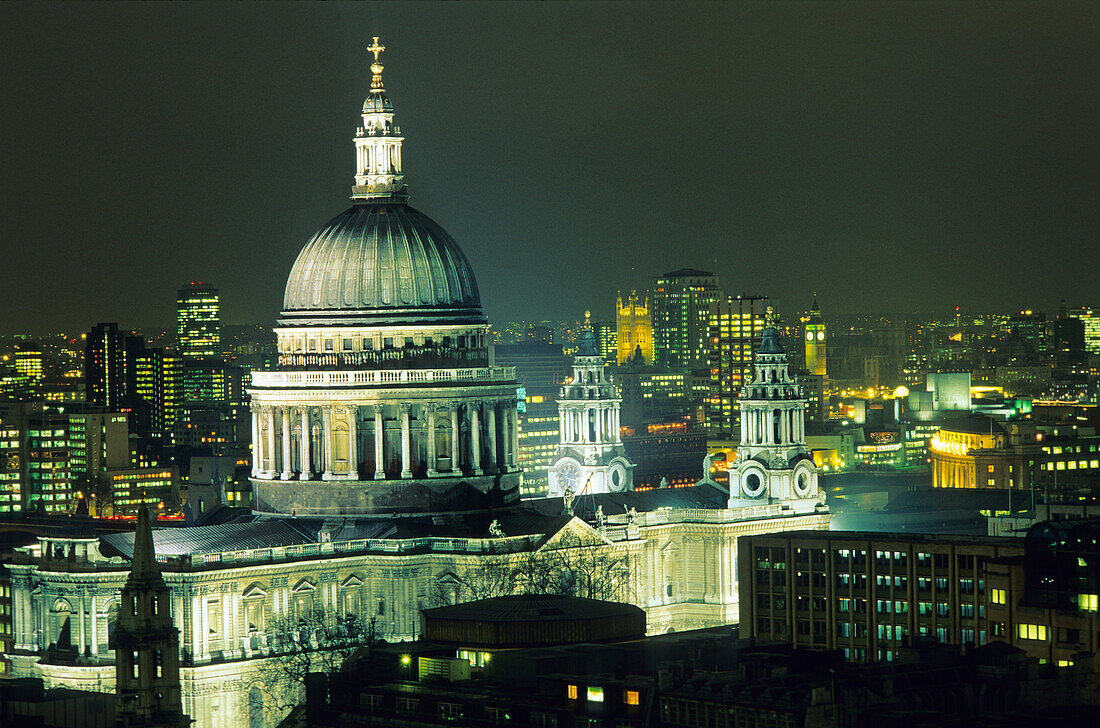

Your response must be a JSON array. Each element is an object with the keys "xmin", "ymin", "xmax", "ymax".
[{"xmin": 1, "ymin": 3, "xmax": 1096, "ymax": 331}]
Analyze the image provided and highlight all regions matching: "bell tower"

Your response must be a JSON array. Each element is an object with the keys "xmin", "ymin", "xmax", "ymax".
[
  {"xmin": 111, "ymin": 508, "xmax": 187, "ymax": 728},
  {"xmin": 729, "ymin": 309, "xmax": 824, "ymax": 513},
  {"xmin": 548, "ymin": 312, "xmax": 635, "ymax": 497},
  {"xmin": 803, "ymin": 295, "xmax": 827, "ymax": 378}
]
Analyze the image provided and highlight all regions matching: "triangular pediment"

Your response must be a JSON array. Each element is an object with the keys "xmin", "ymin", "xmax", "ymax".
[
  {"xmin": 292, "ymin": 578, "xmax": 316, "ymax": 593},
  {"xmin": 538, "ymin": 517, "xmax": 611, "ymax": 552},
  {"xmin": 242, "ymin": 582, "xmax": 268, "ymax": 598},
  {"xmin": 340, "ymin": 574, "xmax": 363, "ymax": 588}
]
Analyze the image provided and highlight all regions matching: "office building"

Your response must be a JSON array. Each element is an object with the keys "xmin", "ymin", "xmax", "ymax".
[
  {"xmin": 706, "ymin": 295, "xmax": 767, "ymax": 437},
  {"xmin": 1069, "ymin": 305, "xmax": 1100, "ymax": 355},
  {"xmin": 738, "ymin": 530, "xmax": 1024, "ymax": 662},
  {"xmin": 176, "ymin": 283, "xmax": 221, "ymax": 359},
  {"xmin": 84, "ymin": 323, "xmax": 128, "ymax": 409},
  {"xmin": 652, "ymin": 269, "xmax": 720, "ymax": 369}
]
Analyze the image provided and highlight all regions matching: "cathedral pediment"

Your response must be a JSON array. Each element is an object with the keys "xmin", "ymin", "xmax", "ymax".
[{"xmin": 538, "ymin": 517, "xmax": 610, "ymax": 551}]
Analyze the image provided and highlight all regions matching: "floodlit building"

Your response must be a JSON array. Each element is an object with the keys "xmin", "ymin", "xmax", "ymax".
[
  {"xmin": 3, "ymin": 40, "xmax": 829, "ymax": 728},
  {"xmin": 615, "ymin": 291, "xmax": 653, "ymax": 365},
  {"xmin": 802, "ymin": 295, "xmax": 827, "ymax": 378},
  {"xmin": 547, "ymin": 314, "xmax": 634, "ymax": 497}
]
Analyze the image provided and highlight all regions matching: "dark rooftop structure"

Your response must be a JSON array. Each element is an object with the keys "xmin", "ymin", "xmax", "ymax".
[{"xmin": 421, "ymin": 595, "xmax": 646, "ymax": 648}]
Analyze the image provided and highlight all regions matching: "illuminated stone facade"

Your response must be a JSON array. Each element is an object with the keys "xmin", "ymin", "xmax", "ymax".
[
  {"xmin": 248, "ymin": 39, "xmax": 521, "ymax": 516},
  {"xmin": 802, "ymin": 295, "xmax": 827, "ymax": 378},
  {"xmin": 728, "ymin": 318, "xmax": 825, "ymax": 514},
  {"xmin": 547, "ymin": 317, "xmax": 634, "ymax": 497},
  {"xmin": 2, "ymin": 39, "xmax": 832, "ymax": 728},
  {"xmin": 616, "ymin": 291, "xmax": 653, "ymax": 365},
  {"xmin": 5, "ymin": 504, "xmax": 828, "ymax": 728}
]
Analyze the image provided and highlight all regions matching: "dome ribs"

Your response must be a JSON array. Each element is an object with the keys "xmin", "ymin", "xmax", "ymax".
[{"xmin": 280, "ymin": 204, "xmax": 483, "ymax": 317}]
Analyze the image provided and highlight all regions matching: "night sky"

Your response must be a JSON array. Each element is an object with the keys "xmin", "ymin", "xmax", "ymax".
[{"xmin": 1, "ymin": 3, "xmax": 1096, "ymax": 332}]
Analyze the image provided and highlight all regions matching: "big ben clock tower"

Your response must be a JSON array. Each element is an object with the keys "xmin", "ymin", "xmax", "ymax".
[{"xmin": 803, "ymin": 295, "xmax": 827, "ymax": 378}]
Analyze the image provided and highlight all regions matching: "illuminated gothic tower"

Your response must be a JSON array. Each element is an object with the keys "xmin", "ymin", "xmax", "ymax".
[
  {"xmin": 548, "ymin": 313, "xmax": 634, "ymax": 497},
  {"xmin": 729, "ymin": 310, "xmax": 824, "ymax": 513},
  {"xmin": 803, "ymin": 295, "xmax": 827, "ymax": 378},
  {"xmin": 111, "ymin": 508, "xmax": 187, "ymax": 728},
  {"xmin": 616, "ymin": 291, "xmax": 654, "ymax": 365}
]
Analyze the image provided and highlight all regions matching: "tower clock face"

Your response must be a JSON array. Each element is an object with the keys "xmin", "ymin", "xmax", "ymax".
[
  {"xmin": 806, "ymin": 332, "xmax": 814, "ymax": 341},
  {"xmin": 817, "ymin": 331, "xmax": 825, "ymax": 340},
  {"xmin": 558, "ymin": 461, "xmax": 581, "ymax": 492}
]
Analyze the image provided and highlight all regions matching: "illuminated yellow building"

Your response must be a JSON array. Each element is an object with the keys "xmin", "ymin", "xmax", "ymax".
[
  {"xmin": 616, "ymin": 291, "xmax": 653, "ymax": 365},
  {"xmin": 801, "ymin": 295, "xmax": 827, "ymax": 378}
]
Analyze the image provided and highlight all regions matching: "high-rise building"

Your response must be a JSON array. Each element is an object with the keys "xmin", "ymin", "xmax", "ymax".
[
  {"xmin": 595, "ymin": 320, "xmax": 617, "ymax": 365},
  {"xmin": 802, "ymin": 296, "xmax": 828, "ymax": 378},
  {"xmin": 547, "ymin": 314, "xmax": 633, "ymax": 497},
  {"xmin": 652, "ymin": 269, "xmax": 720, "ymax": 369},
  {"xmin": 706, "ymin": 295, "xmax": 767, "ymax": 437},
  {"xmin": 85, "ymin": 322, "xmax": 128, "ymax": 409},
  {"xmin": 0, "ymin": 424, "xmax": 21, "ymax": 513},
  {"xmin": 176, "ymin": 283, "xmax": 221, "ymax": 359},
  {"xmin": 13, "ymin": 343, "xmax": 44, "ymax": 388},
  {"xmin": 176, "ymin": 284, "xmax": 225, "ymax": 405},
  {"xmin": 616, "ymin": 291, "xmax": 653, "ymax": 365},
  {"xmin": 1069, "ymin": 305, "xmax": 1100, "ymax": 355}
]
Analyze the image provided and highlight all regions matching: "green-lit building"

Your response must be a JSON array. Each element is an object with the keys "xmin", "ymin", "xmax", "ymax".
[{"xmin": 176, "ymin": 283, "xmax": 221, "ymax": 359}]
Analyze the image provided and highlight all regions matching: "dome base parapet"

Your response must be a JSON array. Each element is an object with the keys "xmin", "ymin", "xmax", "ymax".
[{"xmin": 251, "ymin": 471, "xmax": 521, "ymax": 517}]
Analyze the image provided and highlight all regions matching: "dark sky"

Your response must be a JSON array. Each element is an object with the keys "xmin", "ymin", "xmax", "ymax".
[{"xmin": 1, "ymin": 3, "xmax": 1096, "ymax": 333}]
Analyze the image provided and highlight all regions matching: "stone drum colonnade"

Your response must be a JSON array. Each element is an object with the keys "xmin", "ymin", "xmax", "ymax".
[{"xmin": 251, "ymin": 398, "xmax": 519, "ymax": 482}]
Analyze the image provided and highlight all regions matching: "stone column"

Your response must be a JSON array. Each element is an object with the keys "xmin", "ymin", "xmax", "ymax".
[
  {"xmin": 191, "ymin": 595, "xmax": 202, "ymax": 661},
  {"xmin": 470, "ymin": 404, "xmax": 482, "ymax": 475},
  {"xmin": 426, "ymin": 406, "xmax": 438, "ymax": 476},
  {"xmin": 266, "ymin": 407, "xmax": 278, "ymax": 477},
  {"xmin": 299, "ymin": 407, "xmax": 311, "ymax": 479},
  {"xmin": 78, "ymin": 590, "xmax": 86, "ymax": 654},
  {"xmin": 373, "ymin": 406, "xmax": 385, "ymax": 479},
  {"xmin": 281, "ymin": 407, "xmax": 293, "ymax": 479},
  {"xmin": 487, "ymin": 404, "xmax": 498, "ymax": 473},
  {"xmin": 347, "ymin": 406, "xmax": 358, "ymax": 480},
  {"xmin": 450, "ymin": 406, "xmax": 460, "ymax": 474},
  {"xmin": 508, "ymin": 408, "xmax": 519, "ymax": 467},
  {"xmin": 250, "ymin": 410, "xmax": 261, "ymax": 477},
  {"xmin": 322, "ymin": 407, "xmax": 334, "ymax": 480},
  {"xmin": 400, "ymin": 403, "xmax": 413, "ymax": 479},
  {"xmin": 89, "ymin": 595, "xmax": 98, "ymax": 656}
]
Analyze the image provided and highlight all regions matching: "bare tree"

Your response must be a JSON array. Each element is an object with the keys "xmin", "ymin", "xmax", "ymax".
[
  {"xmin": 252, "ymin": 607, "xmax": 374, "ymax": 719},
  {"xmin": 435, "ymin": 529, "xmax": 634, "ymax": 606}
]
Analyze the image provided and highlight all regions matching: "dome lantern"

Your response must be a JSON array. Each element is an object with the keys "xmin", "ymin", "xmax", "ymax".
[{"xmin": 353, "ymin": 37, "xmax": 406, "ymax": 202}]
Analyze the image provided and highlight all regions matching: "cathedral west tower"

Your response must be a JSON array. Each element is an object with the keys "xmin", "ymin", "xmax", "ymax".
[
  {"xmin": 547, "ymin": 313, "xmax": 634, "ymax": 497},
  {"xmin": 729, "ymin": 309, "xmax": 825, "ymax": 513}
]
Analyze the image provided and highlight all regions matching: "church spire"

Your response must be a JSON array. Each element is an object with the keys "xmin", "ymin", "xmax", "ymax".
[
  {"xmin": 112, "ymin": 507, "xmax": 188, "ymax": 728},
  {"xmin": 352, "ymin": 36, "xmax": 407, "ymax": 202}
]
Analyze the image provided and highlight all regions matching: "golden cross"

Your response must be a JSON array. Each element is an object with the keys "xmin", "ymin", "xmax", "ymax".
[{"xmin": 367, "ymin": 37, "xmax": 385, "ymax": 62}]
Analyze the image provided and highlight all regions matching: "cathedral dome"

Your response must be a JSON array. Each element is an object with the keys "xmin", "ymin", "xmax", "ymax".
[{"xmin": 281, "ymin": 202, "xmax": 484, "ymax": 324}]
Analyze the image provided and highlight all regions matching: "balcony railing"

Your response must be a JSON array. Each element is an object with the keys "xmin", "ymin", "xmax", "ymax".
[{"xmin": 250, "ymin": 366, "xmax": 515, "ymax": 388}]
